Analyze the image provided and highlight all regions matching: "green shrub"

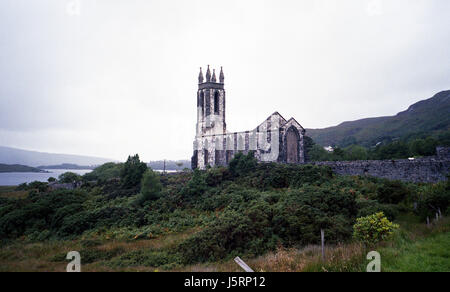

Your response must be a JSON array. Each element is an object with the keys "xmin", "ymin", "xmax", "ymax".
[
  {"xmin": 180, "ymin": 169, "xmax": 208, "ymax": 199},
  {"xmin": 229, "ymin": 151, "xmax": 258, "ymax": 177},
  {"xmin": 120, "ymin": 154, "xmax": 148, "ymax": 189},
  {"xmin": 353, "ymin": 212, "xmax": 399, "ymax": 245},
  {"xmin": 356, "ymin": 199, "xmax": 399, "ymax": 221},
  {"xmin": 136, "ymin": 169, "xmax": 162, "ymax": 205},
  {"xmin": 177, "ymin": 205, "xmax": 276, "ymax": 264},
  {"xmin": 58, "ymin": 172, "xmax": 82, "ymax": 184},
  {"xmin": 83, "ymin": 162, "xmax": 123, "ymax": 182},
  {"xmin": 272, "ymin": 186, "xmax": 356, "ymax": 245},
  {"xmin": 205, "ymin": 167, "xmax": 231, "ymax": 187},
  {"xmin": 376, "ymin": 180, "xmax": 410, "ymax": 204},
  {"xmin": 415, "ymin": 180, "xmax": 450, "ymax": 220}
]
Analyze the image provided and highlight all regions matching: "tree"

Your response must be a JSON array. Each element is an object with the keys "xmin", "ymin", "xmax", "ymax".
[
  {"xmin": 48, "ymin": 177, "xmax": 56, "ymax": 183},
  {"xmin": 58, "ymin": 172, "xmax": 82, "ymax": 184},
  {"xmin": 120, "ymin": 154, "xmax": 148, "ymax": 189},
  {"xmin": 331, "ymin": 147, "xmax": 345, "ymax": 161},
  {"xmin": 344, "ymin": 145, "xmax": 368, "ymax": 161},
  {"xmin": 136, "ymin": 169, "xmax": 163, "ymax": 205}
]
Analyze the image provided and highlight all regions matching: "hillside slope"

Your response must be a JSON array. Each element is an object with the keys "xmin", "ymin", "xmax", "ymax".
[
  {"xmin": 0, "ymin": 164, "xmax": 45, "ymax": 173},
  {"xmin": 0, "ymin": 146, "xmax": 116, "ymax": 167},
  {"xmin": 307, "ymin": 90, "xmax": 450, "ymax": 147}
]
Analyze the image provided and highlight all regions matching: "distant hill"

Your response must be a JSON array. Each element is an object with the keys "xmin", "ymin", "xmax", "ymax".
[
  {"xmin": 306, "ymin": 90, "xmax": 450, "ymax": 147},
  {"xmin": 37, "ymin": 163, "xmax": 96, "ymax": 170},
  {"xmin": 0, "ymin": 146, "xmax": 116, "ymax": 167},
  {"xmin": 0, "ymin": 164, "xmax": 47, "ymax": 173}
]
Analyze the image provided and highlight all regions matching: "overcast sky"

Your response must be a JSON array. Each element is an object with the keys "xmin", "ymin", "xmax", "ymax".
[{"xmin": 0, "ymin": 0, "xmax": 449, "ymax": 161}]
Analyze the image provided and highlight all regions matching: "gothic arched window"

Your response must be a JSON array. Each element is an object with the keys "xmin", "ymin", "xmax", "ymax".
[{"xmin": 214, "ymin": 91, "xmax": 220, "ymax": 114}]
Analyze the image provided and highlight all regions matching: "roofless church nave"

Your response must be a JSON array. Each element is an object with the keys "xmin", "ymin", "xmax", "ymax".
[{"xmin": 192, "ymin": 66, "xmax": 306, "ymax": 170}]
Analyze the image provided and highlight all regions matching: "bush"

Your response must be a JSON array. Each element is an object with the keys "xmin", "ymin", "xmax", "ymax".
[
  {"xmin": 0, "ymin": 189, "xmax": 89, "ymax": 239},
  {"xmin": 83, "ymin": 162, "xmax": 123, "ymax": 182},
  {"xmin": 272, "ymin": 186, "xmax": 357, "ymax": 245},
  {"xmin": 120, "ymin": 154, "xmax": 148, "ymax": 189},
  {"xmin": 415, "ymin": 180, "xmax": 450, "ymax": 220},
  {"xmin": 376, "ymin": 180, "xmax": 410, "ymax": 204},
  {"xmin": 205, "ymin": 167, "xmax": 231, "ymax": 187},
  {"xmin": 177, "ymin": 204, "xmax": 276, "ymax": 264},
  {"xmin": 27, "ymin": 181, "xmax": 49, "ymax": 192},
  {"xmin": 136, "ymin": 169, "xmax": 163, "ymax": 205},
  {"xmin": 180, "ymin": 169, "xmax": 208, "ymax": 199},
  {"xmin": 229, "ymin": 151, "xmax": 258, "ymax": 177},
  {"xmin": 353, "ymin": 212, "xmax": 399, "ymax": 245},
  {"xmin": 58, "ymin": 172, "xmax": 82, "ymax": 184},
  {"xmin": 356, "ymin": 199, "xmax": 399, "ymax": 221}
]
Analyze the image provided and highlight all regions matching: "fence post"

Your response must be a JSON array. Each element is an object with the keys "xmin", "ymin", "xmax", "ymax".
[
  {"xmin": 234, "ymin": 257, "xmax": 254, "ymax": 272},
  {"xmin": 427, "ymin": 217, "xmax": 430, "ymax": 227},
  {"xmin": 436, "ymin": 213, "xmax": 439, "ymax": 222},
  {"xmin": 321, "ymin": 229, "xmax": 325, "ymax": 261}
]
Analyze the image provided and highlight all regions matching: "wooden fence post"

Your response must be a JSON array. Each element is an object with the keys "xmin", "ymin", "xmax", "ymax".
[
  {"xmin": 427, "ymin": 217, "xmax": 430, "ymax": 227},
  {"xmin": 321, "ymin": 229, "xmax": 325, "ymax": 261},
  {"xmin": 234, "ymin": 257, "xmax": 254, "ymax": 272}
]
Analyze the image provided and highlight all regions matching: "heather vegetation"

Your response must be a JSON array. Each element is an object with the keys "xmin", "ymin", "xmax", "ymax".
[{"xmin": 0, "ymin": 152, "xmax": 449, "ymax": 271}]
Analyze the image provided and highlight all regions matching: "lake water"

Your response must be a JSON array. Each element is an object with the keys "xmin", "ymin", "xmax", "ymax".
[{"xmin": 0, "ymin": 169, "xmax": 92, "ymax": 186}]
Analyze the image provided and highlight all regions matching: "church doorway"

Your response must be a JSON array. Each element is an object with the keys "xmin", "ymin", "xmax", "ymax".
[{"xmin": 286, "ymin": 127, "xmax": 299, "ymax": 164}]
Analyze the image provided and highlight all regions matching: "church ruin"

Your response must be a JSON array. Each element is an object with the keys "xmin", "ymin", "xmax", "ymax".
[{"xmin": 192, "ymin": 66, "xmax": 306, "ymax": 170}]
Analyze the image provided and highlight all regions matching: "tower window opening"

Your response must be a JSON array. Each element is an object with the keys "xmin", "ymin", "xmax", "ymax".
[
  {"xmin": 214, "ymin": 91, "xmax": 220, "ymax": 114},
  {"xmin": 200, "ymin": 91, "xmax": 205, "ymax": 114}
]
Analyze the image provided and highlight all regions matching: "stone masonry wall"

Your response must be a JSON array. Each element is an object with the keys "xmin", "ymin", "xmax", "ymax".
[{"xmin": 310, "ymin": 155, "xmax": 449, "ymax": 183}]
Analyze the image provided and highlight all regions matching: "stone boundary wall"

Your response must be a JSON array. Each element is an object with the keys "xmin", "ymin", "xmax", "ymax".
[{"xmin": 310, "ymin": 157, "xmax": 449, "ymax": 183}]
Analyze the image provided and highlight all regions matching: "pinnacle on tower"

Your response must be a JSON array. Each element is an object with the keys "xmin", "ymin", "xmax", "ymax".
[
  {"xmin": 198, "ymin": 67, "xmax": 204, "ymax": 84},
  {"xmin": 211, "ymin": 69, "xmax": 217, "ymax": 82},
  {"xmin": 219, "ymin": 67, "xmax": 224, "ymax": 84},
  {"xmin": 206, "ymin": 65, "xmax": 211, "ymax": 82}
]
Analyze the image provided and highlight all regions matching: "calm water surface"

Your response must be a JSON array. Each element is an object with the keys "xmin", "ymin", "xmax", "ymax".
[{"xmin": 0, "ymin": 169, "xmax": 92, "ymax": 186}]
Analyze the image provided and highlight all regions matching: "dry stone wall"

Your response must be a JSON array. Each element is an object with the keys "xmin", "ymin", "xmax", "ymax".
[{"xmin": 310, "ymin": 153, "xmax": 449, "ymax": 183}]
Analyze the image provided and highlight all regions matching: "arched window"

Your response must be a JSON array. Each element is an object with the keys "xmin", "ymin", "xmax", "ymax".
[
  {"xmin": 214, "ymin": 91, "xmax": 220, "ymax": 114},
  {"xmin": 200, "ymin": 91, "xmax": 205, "ymax": 113}
]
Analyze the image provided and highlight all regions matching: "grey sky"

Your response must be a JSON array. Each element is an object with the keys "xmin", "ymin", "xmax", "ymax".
[{"xmin": 0, "ymin": 0, "xmax": 449, "ymax": 161}]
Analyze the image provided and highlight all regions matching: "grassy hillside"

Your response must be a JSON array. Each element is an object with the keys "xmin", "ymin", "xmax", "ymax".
[{"xmin": 307, "ymin": 90, "xmax": 450, "ymax": 147}]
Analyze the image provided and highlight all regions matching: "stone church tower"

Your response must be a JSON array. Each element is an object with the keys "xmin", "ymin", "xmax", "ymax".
[
  {"xmin": 196, "ymin": 65, "xmax": 226, "ymax": 137},
  {"xmin": 192, "ymin": 66, "xmax": 306, "ymax": 170}
]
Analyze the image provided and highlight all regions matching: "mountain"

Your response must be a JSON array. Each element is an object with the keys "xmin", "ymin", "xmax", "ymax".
[
  {"xmin": 0, "ymin": 146, "xmax": 116, "ymax": 167},
  {"xmin": 0, "ymin": 164, "xmax": 47, "ymax": 173},
  {"xmin": 306, "ymin": 90, "xmax": 450, "ymax": 147}
]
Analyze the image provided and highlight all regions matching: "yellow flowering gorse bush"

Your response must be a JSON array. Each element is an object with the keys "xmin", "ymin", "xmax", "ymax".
[{"xmin": 353, "ymin": 212, "xmax": 399, "ymax": 245}]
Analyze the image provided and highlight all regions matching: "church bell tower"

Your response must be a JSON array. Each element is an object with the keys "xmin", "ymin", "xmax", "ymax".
[{"xmin": 196, "ymin": 65, "xmax": 226, "ymax": 137}]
